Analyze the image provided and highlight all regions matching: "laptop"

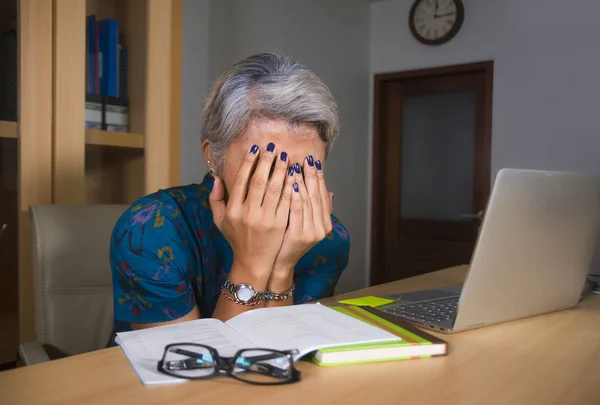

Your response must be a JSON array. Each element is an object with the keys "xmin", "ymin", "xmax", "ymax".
[{"xmin": 378, "ymin": 168, "xmax": 600, "ymax": 334}]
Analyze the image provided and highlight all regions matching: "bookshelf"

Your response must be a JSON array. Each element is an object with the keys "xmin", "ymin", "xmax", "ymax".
[
  {"xmin": 0, "ymin": 122, "xmax": 142, "ymax": 148},
  {"xmin": 49, "ymin": 0, "xmax": 181, "ymax": 205},
  {"xmin": 0, "ymin": 0, "xmax": 183, "ymax": 347},
  {"xmin": 85, "ymin": 129, "xmax": 144, "ymax": 149}
]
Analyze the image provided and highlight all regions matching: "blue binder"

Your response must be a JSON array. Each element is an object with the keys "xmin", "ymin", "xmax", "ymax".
[{"xmin": 98, "ymin": 19, "xmax": 118, "ymax": 97}]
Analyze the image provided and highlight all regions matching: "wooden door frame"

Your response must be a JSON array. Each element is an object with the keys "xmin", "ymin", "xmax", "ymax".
[{"xmin": 370, "ymin": 61, "xmax": 494, "ymax": 286}]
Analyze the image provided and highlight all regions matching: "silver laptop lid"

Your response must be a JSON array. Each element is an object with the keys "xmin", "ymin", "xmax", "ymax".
[{"xmin": 454, "ymin": 168, "xmax": 600, "ymax": 332}]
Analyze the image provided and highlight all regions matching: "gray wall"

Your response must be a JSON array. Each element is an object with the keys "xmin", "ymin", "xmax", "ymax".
[
  {"xmin": 180, "ymin": 0, "xmax": 210, "ymax": 185},
  {"xmin": 370, "ymin": 0, "xmax": 600, "ymax": 275},
  {"xmin": 181, "ymin": 0, "xmax": 372, "ymax": 293}
]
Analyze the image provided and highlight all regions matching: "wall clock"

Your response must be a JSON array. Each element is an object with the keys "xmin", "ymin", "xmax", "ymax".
[{"xmin": 409, "ymin": 0, "xmax": 464, "ymax": 45}]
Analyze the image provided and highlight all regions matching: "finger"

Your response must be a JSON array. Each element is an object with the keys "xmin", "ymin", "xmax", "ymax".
[
  {"xmin": 323, "ymin": 192, "xmax": 333, "ymax": 235},
  {"xmin": 228, "ymin": 144, "xmax": 260, "ymax": 206},
  {"xmin": 263, "ymin": 151, "xmax": 289, "ymax": 213},
  {"xmin": 287, "ymin": 180, "xmax": 303, "ymax": 233},
  {"xmin": 303, "ymin": 155, "xmax": 324, "ymax": 230},
  {"xmin": 316, "ymin": 159, "xmax": 331, "ymax": 217},
  {"xmin": 209, "ymin": 176, "xmax": 226, "ymax": 229},
  {"xmin": 246, "ymin": 142, "xmax": 278, "ymax": 209},
  {"xmin": 294, "ymin": 165, "xmax": 314, "ymax": 232},
  {"xmin": 276, "ymin": 164, "xmax": 296, "ymax": 220}
]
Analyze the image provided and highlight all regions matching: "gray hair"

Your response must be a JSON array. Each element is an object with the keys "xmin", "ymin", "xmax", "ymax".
[{"xmin": 201, "ymin": 52, "xmax": 340, "ymax": 173}]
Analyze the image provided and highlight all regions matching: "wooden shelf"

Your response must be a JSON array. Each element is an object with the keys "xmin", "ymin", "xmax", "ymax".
[
  {"xmin": 85, "ymin": 129, "xmax": 144, "ymax": 149},
  {"xmin": 0, "ymin": 121, "xmax": 17, "ymax": 139},
  {"xmin": 0, "ymin": 122, "xmax": 144, "ymax": 149}
]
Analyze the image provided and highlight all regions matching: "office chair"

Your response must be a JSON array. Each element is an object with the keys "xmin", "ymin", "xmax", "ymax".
[{"xmin": 18, "ymin": 204, "xmax": 127, "ymax": 365}]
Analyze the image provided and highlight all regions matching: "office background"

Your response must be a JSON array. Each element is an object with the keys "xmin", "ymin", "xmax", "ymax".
[{"xmin": 179, "ymin": 0, "xmax": 600, "ymax": 294}]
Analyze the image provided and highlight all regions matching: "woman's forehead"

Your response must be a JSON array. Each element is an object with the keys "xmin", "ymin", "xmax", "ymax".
[
  {"xmin": 245, "ymin": 118, "xmax": 319, "ymax": 139},
  {"xmin": 235, "ymin": 118, "xmax": 326, "ymax": 159}
]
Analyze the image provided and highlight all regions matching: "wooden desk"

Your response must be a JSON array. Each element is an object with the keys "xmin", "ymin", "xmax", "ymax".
[{"xmin": 1, "ymin": 265, "xmax": 599, "ymax": 405}]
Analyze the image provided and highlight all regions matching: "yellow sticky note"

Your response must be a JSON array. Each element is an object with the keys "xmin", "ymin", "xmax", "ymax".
[{"xmin": 338, "ymin": 296, "xmax": 395, "ymax": 308}]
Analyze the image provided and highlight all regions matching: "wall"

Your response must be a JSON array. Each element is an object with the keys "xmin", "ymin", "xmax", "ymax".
[
  {"xmin": 370, "ymin": 0, "xmax": 600, "ymax": 275},
  {"xmin": 181, "ymin": 0, "xmax": 372, "ymax": 293},
  {"xmin": 180, "ymin": 0, "xmax": 210, "ymax": 185}
]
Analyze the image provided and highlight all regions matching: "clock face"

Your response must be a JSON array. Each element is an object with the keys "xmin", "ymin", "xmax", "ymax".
[{"xmin": 409, "ymin": 0, "xmax": 464, "ymax": 45}]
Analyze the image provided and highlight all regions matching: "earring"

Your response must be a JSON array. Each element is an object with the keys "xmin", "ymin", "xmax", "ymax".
[{"xmin": 207, "ymin": 160, "xmax": 216, "ymax": 176}]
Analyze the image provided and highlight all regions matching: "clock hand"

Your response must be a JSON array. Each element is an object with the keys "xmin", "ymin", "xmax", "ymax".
[{"xmin": 434, "ymin": 11, "xmax": 456, "ymax": 18}]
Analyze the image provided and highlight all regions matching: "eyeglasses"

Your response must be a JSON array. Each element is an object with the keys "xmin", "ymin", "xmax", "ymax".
[{"xmin": 157, "ymin": 343, "xmax": 301, "ymax": 385}]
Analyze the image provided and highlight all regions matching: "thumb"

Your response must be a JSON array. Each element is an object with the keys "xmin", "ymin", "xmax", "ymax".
[
  {"xmin": 209, "ymin": 176, "xmax": 226, "ymax": 228},
  {"xmin": 328, "ymin": 192, "xmax": 334, "ymax": 213}
]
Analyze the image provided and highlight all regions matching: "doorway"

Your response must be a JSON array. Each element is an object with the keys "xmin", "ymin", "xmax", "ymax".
[{"xmin": 371, "ymin": 61, "xmax": 493, "ymax": 285}]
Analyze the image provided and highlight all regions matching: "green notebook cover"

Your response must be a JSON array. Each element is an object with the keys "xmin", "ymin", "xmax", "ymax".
[{"xmin": 312, "ymin": 305, "xmax": 448, "ymax": 366}]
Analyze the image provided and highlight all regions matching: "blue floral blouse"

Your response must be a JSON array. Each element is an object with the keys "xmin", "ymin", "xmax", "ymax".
[{"xmin": 109, "ymin": 173, "xmax": 350, "ymax": 338}]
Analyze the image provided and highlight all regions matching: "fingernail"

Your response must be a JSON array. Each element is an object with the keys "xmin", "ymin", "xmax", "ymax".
[
  {"xmin": 307, "ymin": 155, "xmax": 314, "ymax": 167},
  {"xmin": 280, "ymin": 151, "xmax": 287, "ymax": 162},
  {"xmin": 288, "ymin": 166, "xmax": 295, "ymax": 176},
  {"xmin": 294, "ymin": 163, "xmax": 301, "ymax": 174},
  {"xmin": 293, "ymin": 183, "xmax": 299, "ymax": 192},
  {"xmin": 315, "ymin": 160, "xmax": 322, "ymax": 171},
  {"xmin": 250, "ymin": 144, "xmax": 259, "ymax": 154},
  {"xmin": 266, "ymin": 142, "xmax": 275, "ymax": 153}
]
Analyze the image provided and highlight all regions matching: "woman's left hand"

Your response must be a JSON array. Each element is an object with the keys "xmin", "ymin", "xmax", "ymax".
[{"xmin": 268, "ymin": 156, "xmax": 333, "ymax": 289}]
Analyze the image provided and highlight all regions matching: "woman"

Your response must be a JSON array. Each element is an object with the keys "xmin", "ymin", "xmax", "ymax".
[{"xmin": 110, "ymin": 52, "xmax": 350, "ymax": 335}]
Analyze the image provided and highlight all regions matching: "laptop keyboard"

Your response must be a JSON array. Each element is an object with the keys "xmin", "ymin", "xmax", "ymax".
[{"xmin": 382, "ymin": 297, "xmax": 459, "ymax": 325}]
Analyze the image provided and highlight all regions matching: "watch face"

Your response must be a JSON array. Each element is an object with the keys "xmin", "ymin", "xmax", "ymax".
[{"xmin": 235, "ymin": 284, "xmax": 255, "ymax": 302}]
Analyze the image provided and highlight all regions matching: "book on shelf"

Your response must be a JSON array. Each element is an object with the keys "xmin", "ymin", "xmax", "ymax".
[
  {"xmin": 312, "ymin": 305, "xmax": 448, "ymax": 366},
  {"xmin": 114, "ymin": 303, "xmax": 401, "ymax": 386},
  {"xmin": 85, "ymin": 93, "xmax": 129, "ymax": 132},
  {"xmin": 85, "ymin": 14, "xmax": 129, "ymax": 132},
  {"xmin": 0, "ymin": 26, "xmax": 17, "ymax": 122},
  {"xmin": 86, "ymin": 15, "xmax": 128, "ymax": 99}
]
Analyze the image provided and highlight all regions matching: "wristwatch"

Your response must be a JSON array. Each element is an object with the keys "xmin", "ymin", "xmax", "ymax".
[{"xmin": 223, "ymin": 278, "xmax": 265, "ymax": 305}]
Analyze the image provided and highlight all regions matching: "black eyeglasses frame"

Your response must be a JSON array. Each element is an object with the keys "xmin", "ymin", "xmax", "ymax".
[{"xmin": 156, "ymin": 342, "xmax": 301, "ymax": 386}]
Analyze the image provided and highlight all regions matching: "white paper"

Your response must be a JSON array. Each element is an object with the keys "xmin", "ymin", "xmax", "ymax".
[
  {"xmin": 225, "ymin": 303, "xmax": 399, "ymax": 359},
  {"xmin": 115, "ymin": 318, "xmax": 255, "ymax": 385}
]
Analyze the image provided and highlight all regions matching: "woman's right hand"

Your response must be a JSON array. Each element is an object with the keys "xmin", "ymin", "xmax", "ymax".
[{"xmin": 209, "ymin": 143, "xmax": 294, "ymax": 285}]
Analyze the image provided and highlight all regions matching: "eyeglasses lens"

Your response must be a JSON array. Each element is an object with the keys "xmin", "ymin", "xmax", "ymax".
[
  {"xmin": 232, "ymin": 349, "xmax": 292, "ymax": 384},
  {"xmin": 162, "ymin": 344, "xmax": 216, "ymax": 379}
]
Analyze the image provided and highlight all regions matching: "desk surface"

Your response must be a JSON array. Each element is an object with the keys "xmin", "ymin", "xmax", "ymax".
[{"xmin": 2, "ymin": 265, "xmax": 599, "ymax": 405}]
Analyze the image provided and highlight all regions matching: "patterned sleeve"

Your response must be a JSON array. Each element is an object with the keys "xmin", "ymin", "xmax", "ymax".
[
  {"xmin": 110, "ymin": 199, "xmax": 197, "ymax": 325},
  {"xmin": 293, "ymin": 215, "xmax": 351, "ymax": 304}
]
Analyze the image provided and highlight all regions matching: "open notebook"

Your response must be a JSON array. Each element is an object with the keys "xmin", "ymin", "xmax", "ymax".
[{"xmin": 115, "ymin": 303, "xmax": 400, "ymax": 385}]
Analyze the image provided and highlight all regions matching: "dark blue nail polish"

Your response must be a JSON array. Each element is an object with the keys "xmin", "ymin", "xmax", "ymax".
[
  {"xmin": 280, "ymin": 151, "xmax": 287, "ymax": 162},
  {"xmin": 315, "ymin": 160, "xmax": 322, "ymax": 171},
  {"xmin": 288, "ymin": 166, "xmax": 295, "ymax": 176},
  {"xmin": 250, "ymin": 144, "xmax": 259, "ymax": 154},
  {"xmin": 293, "ymin": 183, "xmax": 299, "ymax": 192},
  {"xmin": 266, "ymin": 142, "xmax": 275, "ymax": 153},
  {"xmin": 307, "ymin": 155, "xmax": 314, "ymax": 167},
  {"xmin": 294, "ymin": 163, "xmax": 301, "ymax": 174}
]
